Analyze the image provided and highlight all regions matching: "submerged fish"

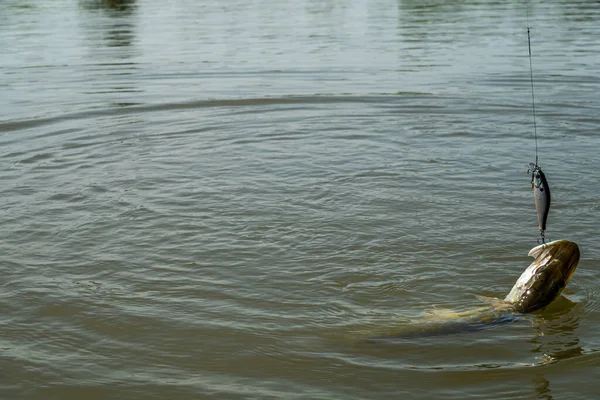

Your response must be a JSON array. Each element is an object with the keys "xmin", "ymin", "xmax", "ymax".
[{"xmin": 368, "ymin": 240, "xmax": 579, "ymax": 340}]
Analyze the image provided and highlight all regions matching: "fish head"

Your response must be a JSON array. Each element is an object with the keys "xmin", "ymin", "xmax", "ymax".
[{"xmin": 504, "ymin": 240, "xmax": 580, "ymax": 313}]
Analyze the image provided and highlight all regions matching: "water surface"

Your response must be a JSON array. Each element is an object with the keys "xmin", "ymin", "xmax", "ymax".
[{"xmin": 1, "ymin": 0, "xmax": 600, "ymax": 399}]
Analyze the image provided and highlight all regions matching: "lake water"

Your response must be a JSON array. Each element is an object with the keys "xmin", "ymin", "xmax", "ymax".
[{"xmin": 1, "ymin": 0, "xmax": 600, "ymax": 399}]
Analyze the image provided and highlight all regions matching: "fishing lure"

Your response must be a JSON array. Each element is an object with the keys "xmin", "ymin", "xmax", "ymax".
[{"xmin": 529, "ymin": 163, "xmax": 551, "ymax": 243}]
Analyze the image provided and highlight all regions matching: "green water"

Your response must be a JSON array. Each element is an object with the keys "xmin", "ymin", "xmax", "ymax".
[{"xmin": 1, "ymin": 0, "xmax": 600, "ymax": 398}]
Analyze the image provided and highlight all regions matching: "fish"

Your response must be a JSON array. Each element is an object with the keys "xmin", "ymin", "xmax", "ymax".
[
  {"xmin": 367, "ymin": 240, "xmax": 580, "ymax": 340},
  {"xmin": 505, "ymin": 239, "xmax": 578, "ymax": 313},
  {"xmin": 530, "ymin": 164, "xmax": 551, "ymax": 238}
]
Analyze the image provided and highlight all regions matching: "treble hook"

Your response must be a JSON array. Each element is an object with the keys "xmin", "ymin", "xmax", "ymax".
[{"xmin": 537, "ymin": 230, "xmax": 546, "ymax": 244}]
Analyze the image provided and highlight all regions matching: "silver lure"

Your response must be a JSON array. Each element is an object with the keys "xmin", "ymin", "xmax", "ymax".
[{"xmin": 530, "ymin": 164, "xmax": 551, "ymax": 236}]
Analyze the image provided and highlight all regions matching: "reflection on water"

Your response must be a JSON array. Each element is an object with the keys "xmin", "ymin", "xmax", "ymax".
[
  {"xmin": 532, "ymin": 374, "xmax": 553, "ymax": 400},
  {"xmin": 79, "ymin": 0, "xmax": 137, "ymax": 49},
  {"xmin": 530, "ymin": 296, "xmax": 583, "ymax": 363},
  {"xmin": 529, "ymin": 296, "xmax": 584, "ymax": 400},
  {"xmin": 79, "ymin": 0, "xmax": 136, "ymax": 13},
  {"xmin": 103, "ymin": 25, "xmax": 136, "ymax": 48},
  {"xmin": 77, "ymin": 0, "xmax": 141, "ymax": 104}
]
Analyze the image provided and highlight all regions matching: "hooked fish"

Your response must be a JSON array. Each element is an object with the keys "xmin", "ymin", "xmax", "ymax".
[
  {"xmin": 368, "ymin": 240, "xmax": 579, "ymax": 340},
  {"xmin": 530, "ymin": 164, "xmax": 551, "ymax": 240}
]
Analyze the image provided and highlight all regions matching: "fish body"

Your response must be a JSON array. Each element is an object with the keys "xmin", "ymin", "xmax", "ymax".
[{"xmin": 368, "ymin": 240, "xmax": 579, "ymax": 340}]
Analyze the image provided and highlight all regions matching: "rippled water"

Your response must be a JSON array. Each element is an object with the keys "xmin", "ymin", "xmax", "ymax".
[{"xmin": 2, "ymin": 0, "xmax": 600, "ymax": 399}]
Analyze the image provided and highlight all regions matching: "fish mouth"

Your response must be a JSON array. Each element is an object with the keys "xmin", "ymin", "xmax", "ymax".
[{"xmin": 505, "ymin": 240, "xmax": 580, "ymax": 313}]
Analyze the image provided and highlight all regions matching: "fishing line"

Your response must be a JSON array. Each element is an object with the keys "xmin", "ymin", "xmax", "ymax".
[
  {"xmin": 526, "ymin": 5, "xmax": 539, "ymax": 167},
  {"xmin": 525, "ymin": 1, "xmax": 550, "ymax": 244}
]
